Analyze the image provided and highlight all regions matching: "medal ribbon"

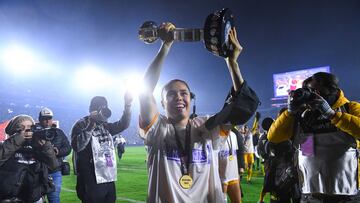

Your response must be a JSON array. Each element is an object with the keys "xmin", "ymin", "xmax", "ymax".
[
  {"xmin": 227, "ymin": 135, "xmax": 233, "ymax": 156},
  {"xmin": 173, "ymin": 122, "xmax": 192, "ymax": 175}
]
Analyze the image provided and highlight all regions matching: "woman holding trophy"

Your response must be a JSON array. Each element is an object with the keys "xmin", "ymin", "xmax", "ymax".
[{"xmin": 138, "ymin": 11, "xmax": 259, "ymax": 202}]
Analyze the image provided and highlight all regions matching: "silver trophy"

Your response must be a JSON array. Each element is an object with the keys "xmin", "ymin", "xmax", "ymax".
[{"xmin": 138, "ymin": 8, "xmax": 235, "ymax": 58}]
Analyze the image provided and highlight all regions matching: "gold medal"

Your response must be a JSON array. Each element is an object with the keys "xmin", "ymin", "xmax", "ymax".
[
  {"xmin": 179, "ymin": 175, "xmax": 193, "ymax": 189},
  {"xmin": 229, "ymin": 155, "xmax": 234, "ymax": 161}
]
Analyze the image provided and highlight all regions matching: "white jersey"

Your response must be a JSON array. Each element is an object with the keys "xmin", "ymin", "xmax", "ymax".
[
  {"xmin": 139, "ymin": 115, "xmax": 228, "ymax": 203},
  {"xmin": 243, "ymin": 131, "xmax": 254, "ymax": 153},
  {"xmin": 218, "ymin": 131, "xmax": 239, "ymax": 184}
]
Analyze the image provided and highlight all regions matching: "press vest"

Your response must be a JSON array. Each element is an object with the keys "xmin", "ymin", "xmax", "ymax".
[
  {"xmin": 90, "ymin": 125, "xmax": 117, "ymax": 184},
  {"xmin": 297, "ymin": 105, "xmax": 358, "ymax": 195}
]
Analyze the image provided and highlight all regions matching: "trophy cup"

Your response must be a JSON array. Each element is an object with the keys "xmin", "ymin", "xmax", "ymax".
[{"xmin": 138, "ymin": 8, "xmax": 235, "ymax": 58}]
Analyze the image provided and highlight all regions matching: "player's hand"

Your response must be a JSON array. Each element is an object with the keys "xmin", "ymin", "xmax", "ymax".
[
  {"xmin": 227, "ymin": 27, "xmax": 243, "ymax": 62},
  {"xmin": 158, "ymin": 22, "xmax": 176, "ymax": 46}
]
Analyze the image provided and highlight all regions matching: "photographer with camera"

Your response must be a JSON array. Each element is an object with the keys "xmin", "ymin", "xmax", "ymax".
[
  {"xmin": 268, "ymin": 72, "xmax": 360, "ymax": 202},
  {"xmin": 34, "ymin": 108, "xmax": 71, "ymax": 203},
  {"xmin": 71, "ymin": 93, "xmax": 132, "ymax": 203},
  {"xmin": 0, "ymin": 114, "xmax": 59, "ymax": 202}
]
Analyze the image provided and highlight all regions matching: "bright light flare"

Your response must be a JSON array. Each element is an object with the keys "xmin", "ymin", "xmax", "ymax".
[
  {"xmin": 1, "ymin": 45, "xmax": 39, "ymax": 74},
  {"xmin": 122, "ymin": 72, "xmax": 145, "ymax": 97},
  {"xmin": 73, "ymin": 65, "xmax": 114, "ymax": 92}
]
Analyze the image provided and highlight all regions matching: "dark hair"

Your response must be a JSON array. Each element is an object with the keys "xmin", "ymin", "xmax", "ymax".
[
  {"xmin": 303, "ymin": 72, "xmax": 339, "ymax": 92},
  {"xmin": 302, "ymin": 77, "xmax": 313, "ymax": 88},
  {"xmin": 161, "ymin": 79, "xmax": 192, "ymax": 100},
  {"xmin": 312, "ymin": 72, "xmax": 339, "ymax": 91},
  {"xmin": 261, "ymin": 117, "xmax": 274, "ymax": 131}
]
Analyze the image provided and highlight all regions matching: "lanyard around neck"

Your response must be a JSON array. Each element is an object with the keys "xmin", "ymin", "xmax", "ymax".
[
  {"xmin": 227, "ymin": 135, "xmax": 233, "ymax": 155},
  {"xmin": 172, "ymin": 122, "xmax": 191, "ymax": 175}
]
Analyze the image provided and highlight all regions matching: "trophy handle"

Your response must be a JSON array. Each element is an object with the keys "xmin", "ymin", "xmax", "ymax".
[
  {"xmin": 139, "ymin": 8, "xmax": 234, "ymax": 58},
  {"xmin": 173, "ymin": 28, "xmax": 204, "ymax": 42},
  {"xmin": 139, "ymin": 21, "xmax": 203, "ymax": 43}
]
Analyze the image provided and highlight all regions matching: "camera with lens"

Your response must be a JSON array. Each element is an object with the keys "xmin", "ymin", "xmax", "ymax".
[
  {"xmin": 31, "ymin": 125, "xmax": 57, "ymax": 141},
  {"xmin": 290, "ymin": 87, "xmax": 325, "ymax": 126},
  {"xmin": 98, "ymin": 107, "xmax": 111, "ymax": 120},
  {"xmin": 289, "ymin": 87, "xmax": 316, "ymax": 105},
  {"xmin": 91, "ymin": 106, "xmax": 112, "ymax": 123}
]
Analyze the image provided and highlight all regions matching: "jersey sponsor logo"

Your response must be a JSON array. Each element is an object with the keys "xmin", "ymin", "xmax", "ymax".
[
  {"xmin": 218, "ymin": 150, "xmax": 237, "ymax": 159},
  {"xmin": 165, "ymin": 144, "xmax": 211, "ymax": 164}
]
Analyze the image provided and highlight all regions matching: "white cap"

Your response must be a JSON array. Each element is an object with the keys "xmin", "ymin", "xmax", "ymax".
[{"xmin": 39, "ymin": 107, "xmax": 53, "ymax": 119}]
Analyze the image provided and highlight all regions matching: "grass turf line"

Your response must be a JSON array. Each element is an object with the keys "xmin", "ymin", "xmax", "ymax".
[{"xmin": 61, "ymin": 146, "xmax": 269, "ymax": 203}]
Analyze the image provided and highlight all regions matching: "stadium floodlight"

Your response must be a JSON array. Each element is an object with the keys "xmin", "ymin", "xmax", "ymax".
[
  {"xmin": 73, "ymin": 65, "xmax": 114, "ymax": 92},
  {"xmin": 0, "ymin": 45, "xmax": 39, "ymax": 75}
]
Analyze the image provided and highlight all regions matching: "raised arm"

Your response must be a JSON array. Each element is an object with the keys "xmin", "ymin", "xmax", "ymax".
[
  {"xmin": 205, "ymin": 27, "xmax": 259, "ymax": 130},
  {"xmin": 225, "ymin": 27, "xmax": 244, "ymax": 92},
  {"xmin": 107, "ymin": 91, "xmax": 133, "ymax": 135},
  {"xmin": 139, "ymin": 23, "xmax": 175, "ymax": 127}
]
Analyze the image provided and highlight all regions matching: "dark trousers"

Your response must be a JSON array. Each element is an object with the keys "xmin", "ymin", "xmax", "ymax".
[
  {"xmin": 76, "ymin": 173, "xmax": 116, "ymax": 203},
  {"xmin": 300, "ymin": 193, "xmax": 360, "ymax": 203},
  {"xmin": 270, "ymin": 192, "xmax": 300, "ymax": 203}
]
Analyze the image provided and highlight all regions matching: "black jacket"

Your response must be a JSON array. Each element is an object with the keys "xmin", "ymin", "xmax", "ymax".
[
  {"xmin": 205, "ymin": 81, "xmax": 259, "ymax": 130},
  {"xmin": 71, "ymin": 107, "xmax": 131, "ymax": 175},
  {"xmin": 0, "ymin": 133, "xmax": 59, "ymax": 202},
  {"xmin": 34, "ymin": 124, "xmax": 72, "ymax": 173}
]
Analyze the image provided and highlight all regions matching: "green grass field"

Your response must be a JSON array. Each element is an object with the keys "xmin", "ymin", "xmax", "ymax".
[{"xmin": 61, "ymin": 146, "xmax": 269, "ymax": 203}]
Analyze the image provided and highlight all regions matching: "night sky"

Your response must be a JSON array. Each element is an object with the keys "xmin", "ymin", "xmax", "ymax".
[{"xmin": 0, "ymin": 0, "xmax": 359, "ymax": 120}]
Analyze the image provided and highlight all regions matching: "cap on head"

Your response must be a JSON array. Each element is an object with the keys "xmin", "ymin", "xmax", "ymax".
[
  {"xmin": 89, "ymin": 96, "xmax": 108, "ymax": 112},
  {"xmin": 5, "ymin": 114, "xmax": 34, "ymax": 135},
  {"xmin": 39, "ymin": 107, "xmax": 53, "ymax": 120}
]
